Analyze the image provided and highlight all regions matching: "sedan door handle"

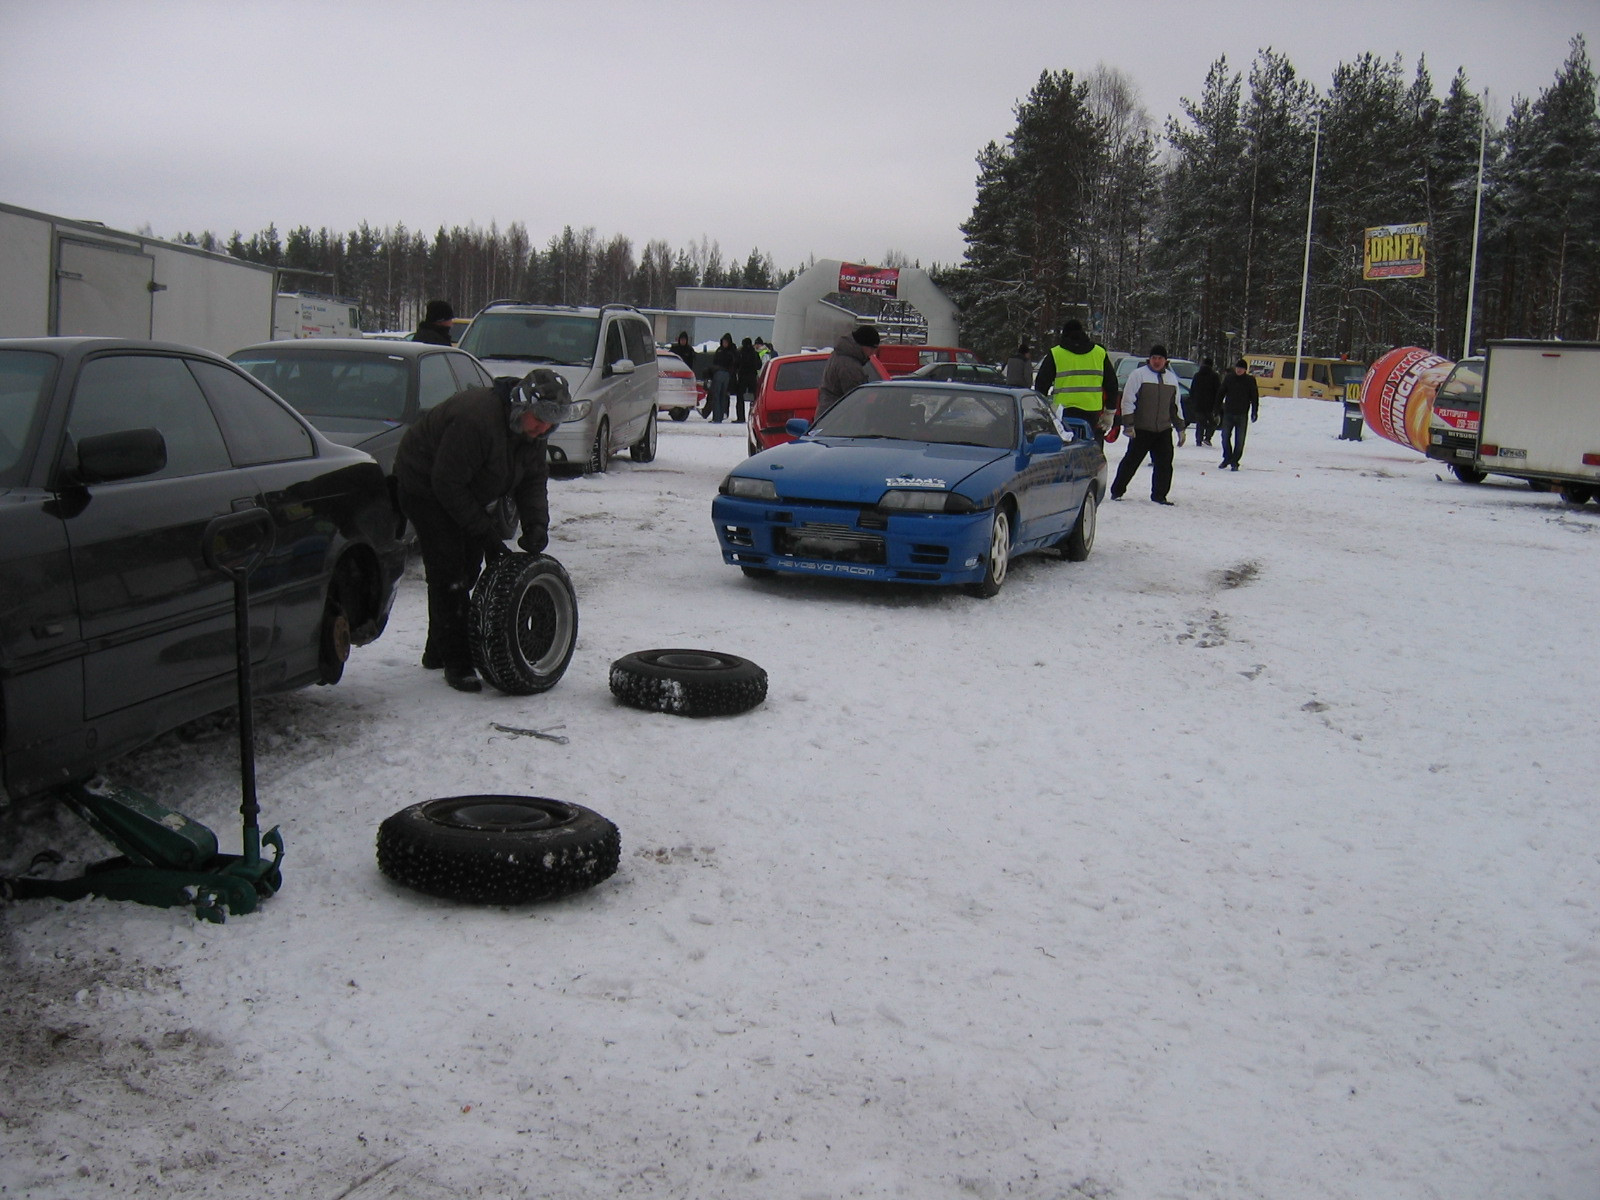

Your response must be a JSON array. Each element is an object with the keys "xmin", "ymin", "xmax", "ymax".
[{"xmin": 231, "ymin": 497, "xmax": 262, "ymax": 513}]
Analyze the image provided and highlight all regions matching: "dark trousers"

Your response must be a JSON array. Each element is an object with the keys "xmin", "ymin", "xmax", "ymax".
[
  {"xmin": 1111, "ymin": 429, "xmax": 1175, "ymax": 501},
  {"xmin": 1220, "ymin": 411, "xmax": 1249, "ymax": 465},
  {"xmin": 709, "ymin": 370, "xmax": 731, "ymax": 421},
  {"xmin": 399, "ymin": 487, "xmax": 483, "ymax": 671},
  {"xmin": 1195, "ymin": 410, "xmax": 1219, "ymax": 445}
]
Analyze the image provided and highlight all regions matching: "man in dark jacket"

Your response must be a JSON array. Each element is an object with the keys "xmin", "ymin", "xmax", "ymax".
[
  {"xmin": 413, "ymin": 299, "xmax": 455, "ymax": 345},
  {"xmin": 816, "ymin": 325, "xmax": 879, "ymax": 422},
  {"xmin": 1033, "ymin": 320, "xmax": 1118, "ymax": 434},
  {"xmin": 395, "ymin": 367, "xmax": 573, "ymax": 692},
  {"xmin": 1185, "ymin": 357, "xmax": 1222, "ymax": 447},
  {"xmin": 1217, "ymin": 358, "xmax": 1261, "ymax": 470}
]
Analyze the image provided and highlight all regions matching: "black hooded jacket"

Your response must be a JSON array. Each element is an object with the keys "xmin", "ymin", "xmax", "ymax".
[{"xmin": 395, "ymin": 378, "xmax": 551, "ymax": 544}]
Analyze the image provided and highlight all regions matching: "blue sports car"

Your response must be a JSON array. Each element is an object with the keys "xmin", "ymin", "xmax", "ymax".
[{"xmin": 712, "ymin": 380, "xmax": 1106, "ymax": 597}]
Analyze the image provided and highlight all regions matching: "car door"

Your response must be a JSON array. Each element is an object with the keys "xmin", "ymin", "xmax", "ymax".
[
  {"xmin": 614, "ymin": 317, "xmax": 655, "ymax": 446},
  {"xmin": 60, "ymin": 351, "xmax": 261, "ymax": 720},
  {"xmin": 0, "ymin": 347, "xmax": 84, "ymax": 797},
  {"xmin": 1013, "ymin": 391, "xmax": 1077, "ymax": 540}
]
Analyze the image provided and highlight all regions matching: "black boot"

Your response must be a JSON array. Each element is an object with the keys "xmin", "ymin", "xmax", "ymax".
[{"xmin": 444, "ymin": 665, "xmax": 482, "ymax": 693}]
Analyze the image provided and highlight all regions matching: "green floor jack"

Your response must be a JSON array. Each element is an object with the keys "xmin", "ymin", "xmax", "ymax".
[{"xmin": 5, "ymin": 510, "xmax": 284, "ymax": 923}]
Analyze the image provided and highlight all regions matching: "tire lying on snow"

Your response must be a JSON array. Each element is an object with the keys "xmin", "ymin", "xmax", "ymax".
[
  {"xmin": 377, "ymin": 795, "xmax": 620, "ymax": 904},
  {"xmin": 470, "ymin": 553, "xmax": 578, "ymax": 695},
  {"xmin": 609, "ymin": 649, "xmax": 767, "ymax": 717}
]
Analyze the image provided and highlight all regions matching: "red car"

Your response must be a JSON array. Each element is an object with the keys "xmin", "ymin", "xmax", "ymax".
[{"xmin": 747, "ymin": 351, "xmax": 888, "ymax": 455}]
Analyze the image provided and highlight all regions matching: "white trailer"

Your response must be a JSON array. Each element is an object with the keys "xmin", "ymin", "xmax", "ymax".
[
  {"xmin": 272, "ymin": 292, "xmax": 363, "ymax": 340},
  {"xmin": 0, "ymin": 201, "xmax": 275, "ymax": 354},
  {"xmin": 1476, "ymin": 340, "xmax": 1600, "ymax": 504}
]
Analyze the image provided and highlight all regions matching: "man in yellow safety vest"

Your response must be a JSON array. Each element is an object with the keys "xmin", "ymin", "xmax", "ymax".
[{"xmin": 1032, "ymin": 319, "xmax": 1118, "ymax": 435}]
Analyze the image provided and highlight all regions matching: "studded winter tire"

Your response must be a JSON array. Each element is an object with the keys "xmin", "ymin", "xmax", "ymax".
[
  {"xmin": 377, "ymin": 795, "xmax": 620, "ymax": 904},
  {"xmin": 609, "ymin": 649, "xmax": 767, "ymax": 717},
  {"xmin": 470, "ymin": 553, "xmax": 578, "ymax": 695}
]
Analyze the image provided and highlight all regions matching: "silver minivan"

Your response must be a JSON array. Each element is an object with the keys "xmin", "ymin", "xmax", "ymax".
[{"xmin": 458, "ymin": 302, "xmax": 659, "ymax": 472}]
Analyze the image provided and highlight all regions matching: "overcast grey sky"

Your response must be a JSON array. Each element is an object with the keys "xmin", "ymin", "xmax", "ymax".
[{"xmin": 3, "ymin": 0, "xmax": 1594, "ymax": 270}]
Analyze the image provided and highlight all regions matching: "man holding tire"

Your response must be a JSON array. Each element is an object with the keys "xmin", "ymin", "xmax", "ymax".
[{"xmin": 396, "ymin": 367, "xmax": 574, "ymax": 692}]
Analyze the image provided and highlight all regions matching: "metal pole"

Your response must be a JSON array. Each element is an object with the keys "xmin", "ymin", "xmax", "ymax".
[
  {"xmin": 1463, "ymin": 93, "xmax": 1488, "ymax": 357},
  {"xmin": 1293, "ymin": 114, "xmax": 1322, "ymax": 400}
]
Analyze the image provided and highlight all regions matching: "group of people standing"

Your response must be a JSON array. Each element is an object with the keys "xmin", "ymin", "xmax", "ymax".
[
  {"xmin": 1031, "ymin": 320, "xmax": 1261, "ymax": 505},
  {"xmin": 671, "ymin": 331, "xmax": 772, "ymax": 424}
]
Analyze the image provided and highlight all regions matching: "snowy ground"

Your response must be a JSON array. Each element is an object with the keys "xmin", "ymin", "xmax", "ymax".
[{"xmin": 2, "ymin": 399, "xmax": 1597, "ymax": 1200}]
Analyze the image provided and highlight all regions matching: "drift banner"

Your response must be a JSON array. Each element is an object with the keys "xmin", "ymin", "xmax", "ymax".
[
  {"xmin": 1360, "ymin": 346, "xmax": 1455, "ymax": 452},
  {"xmin": 838, "ymin": 263, "xmax": 900, "ymax": 298},
  {"xmin": 1363, "ymin": 223, "xmax": 1428, "ymax": 280}
]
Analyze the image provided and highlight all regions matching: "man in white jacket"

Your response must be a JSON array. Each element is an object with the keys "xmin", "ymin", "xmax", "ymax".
[{"xmin": 1110, "ymin": 344, "xmax": 1187, "ymax": 505}]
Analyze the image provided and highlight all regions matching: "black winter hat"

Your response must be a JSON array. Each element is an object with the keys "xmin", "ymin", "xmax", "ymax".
[
  {"xmin": 852, "ymin": 325, "xmax": 881, "ymax": 348},
  {"xmin": 1149, "ymin": 343, "xmax": 1169, "ymax": 358},
  {"xmin": 423, "ymin": 299, "xmax": 455, "ymax": 325}
]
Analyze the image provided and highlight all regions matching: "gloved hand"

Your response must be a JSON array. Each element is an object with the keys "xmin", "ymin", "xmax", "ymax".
[
  {"xmin": 1177, "ymin": 428, "xmax": 1187, "ymax": 447},
  {"xmin": 518, "ymin": 529, "xmax": 548, "ymax": 556},
  {"xmin": 481, "ymin": 533, "xmax": 509, "ymax": 559}
]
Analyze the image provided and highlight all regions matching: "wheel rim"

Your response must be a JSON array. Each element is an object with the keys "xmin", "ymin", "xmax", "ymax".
[
  {"xmin": 1080, "ymin": 495, "xmax": 1096, "ymax": 553},
  {"xmin": 652, "ymin": 652, "xmax": 728, "ymax": 670},
  {"xmin": 646, "ymin": 411, "xmax": 657, "ymax": 456},
  {"xmin": 513, "ymin": 575, "xmax": 577, "ymax": 675},
  {"xmin": 590, "ymin": 421, "xmax": 608, "ymax": 472},
  {"xmin": 424, "ymin": 796, "xmax": 576, "ymax": 832},
  {"xmin": 988, "ymin": 511, "xmax": 1010, "ymax": 588}
]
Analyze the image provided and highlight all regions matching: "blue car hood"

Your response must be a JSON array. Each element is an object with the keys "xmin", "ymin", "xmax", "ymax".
[{"xmin": 744, "ymin": 438, "xmax": 1009, "ymax": 503}]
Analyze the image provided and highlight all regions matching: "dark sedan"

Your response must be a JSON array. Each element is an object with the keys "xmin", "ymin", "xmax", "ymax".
[
  {"xmin": 0, "ymin": 338, "xmax": 406, "ymax": 803},
  {"xmin": 228, "ymin": 338, "xmax": 514, "ymax": 536}
]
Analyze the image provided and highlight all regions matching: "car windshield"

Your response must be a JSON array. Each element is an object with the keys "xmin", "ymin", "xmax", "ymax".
[
  {"xmin": 1439, "ymin": 359, "xmax": 1484, "ymax": 403},
  {"xmin": 0, "ymin": 350, "xmax": 57, "ymax": 487},
  {"xmin": 232, "ymin": 349, "xmax": 411, "ymax": 422},
  {"xmin": 459, "ymin": 313, "xmax": 599, "ymax": 365},
  {"xmin": 1330, "ymin": 361, "xmax": 1367, "ymax": 388},
  {"xmin": 812, "ymin": 384, "xmax": 1016, "ymax": 449}
]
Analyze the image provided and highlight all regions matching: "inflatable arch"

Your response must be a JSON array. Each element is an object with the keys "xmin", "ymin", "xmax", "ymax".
[{"xmin": 772, "ymin": 259, "xmax": 959, "ymax": 355}]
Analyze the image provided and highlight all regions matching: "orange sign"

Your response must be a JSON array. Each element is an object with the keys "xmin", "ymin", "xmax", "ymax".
[{"xmin": 1360, "ymin": 346, "xmax": 1454, "ymax": 452}]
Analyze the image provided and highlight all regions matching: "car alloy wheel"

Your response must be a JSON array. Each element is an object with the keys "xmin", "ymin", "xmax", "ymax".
[
  {"xmin": 630, "ymin": 408, "xmax": 657, "ymax": 462},
  {"xmin": 966, "ymin": 508, "xmax": 1010, "ymax": 598},
  {"xmin": 586, "ymin": 418, "xmax": 609, "ymax": 474}
]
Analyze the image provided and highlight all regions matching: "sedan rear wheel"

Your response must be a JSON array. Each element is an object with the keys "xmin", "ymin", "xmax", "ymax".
[{"xmin": 965, "ymin": 508, "xmax": 1010, "ymax": 598}]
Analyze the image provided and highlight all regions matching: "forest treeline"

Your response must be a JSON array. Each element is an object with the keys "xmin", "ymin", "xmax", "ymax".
[{"xmin": 178, "ymin": 36, "xmax": 1597, "ymax": 364}]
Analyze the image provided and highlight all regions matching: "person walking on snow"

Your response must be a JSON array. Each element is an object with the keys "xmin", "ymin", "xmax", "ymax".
[
  {"xmin": 1185, "ymin": 357, "xmax": 1222, "ymax": 447},
  {"xmin": 1110, "ymin": 344, "xmax": 1186, "ymax": 505},
  {"xmin": 1217, "ymin": 358, "xmax": 1260, "ymax": 470}
]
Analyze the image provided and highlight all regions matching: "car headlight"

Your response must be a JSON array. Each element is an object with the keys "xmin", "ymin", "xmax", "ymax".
[
  {"xmin": 561, "ymin": 399, "xmax": 593, "ymax": 423},
  {"xmin": 877, "ymin": 489, "xmax": 976, "ymax": 514},
  {"xmin": 721, "ymin": 475, "xmax": 778, "ymax": 500}
]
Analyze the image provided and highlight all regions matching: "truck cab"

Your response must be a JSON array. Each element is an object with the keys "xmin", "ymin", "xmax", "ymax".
[{"xmin": 1425, "ymin": 357, "xmax": 1487, "ymax": 482}]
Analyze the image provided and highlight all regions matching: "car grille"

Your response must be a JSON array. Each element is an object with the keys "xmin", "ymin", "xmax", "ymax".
[{"xmin": 775, "ymin": 522, "xmax": 886, "ymax": 564}]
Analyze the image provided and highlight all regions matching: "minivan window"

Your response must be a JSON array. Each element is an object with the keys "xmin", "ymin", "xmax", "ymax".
[
  {"xmin": 622, "ymin": 319, "xmax": 655, "ymax": 365},
  {"xmin": 460, "ymin": 313, "xmax": 599, "ymax": 366}
]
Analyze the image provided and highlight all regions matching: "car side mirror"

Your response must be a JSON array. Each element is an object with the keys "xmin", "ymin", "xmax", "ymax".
[
  {"xmin": 1060, "ymin": 416, "xmax": 1095, "ymax": 444},
  {"xmin": 607, "ymin": 358, "xmax": 636, "ymax": 377},
  {"xmin": 71, "ymin": 428, "xmax": 168, "ymax": 484},
  {"xmin": 1029, "ymin": 432, "xmax": 1065, "ymax": 455},
  {"xmin": 785, "ymin": 418, "xmax": 811, "ymax": 437}
]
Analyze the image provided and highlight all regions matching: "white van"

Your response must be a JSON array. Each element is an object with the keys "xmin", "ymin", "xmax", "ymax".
[{"xmin": 273, "ymin": 292, "xmax": 362, "ymax": 340}]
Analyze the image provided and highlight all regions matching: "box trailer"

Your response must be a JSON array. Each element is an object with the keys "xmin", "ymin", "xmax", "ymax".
[
  {"xmin": 272, "ymin": 291, "xmax": 363, "ymax": 339},
  {"xmin": 0, "ymin": 201, "xmax": 275, "ymax": 354},
  {"xmin": 1475, "ymin": 340, "xmax": 1600, "ymax": 503}
]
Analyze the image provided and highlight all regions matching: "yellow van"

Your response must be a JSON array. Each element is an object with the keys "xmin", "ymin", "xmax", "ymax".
[{"xmin": 1244, "ymin": 354, "xmax": 1366, "ymax": 401}]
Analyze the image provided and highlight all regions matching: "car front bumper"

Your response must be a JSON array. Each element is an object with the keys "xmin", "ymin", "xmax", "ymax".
[{"xmin": 711, "ymin": 494, "xmax": 992, "ymax": 586}]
